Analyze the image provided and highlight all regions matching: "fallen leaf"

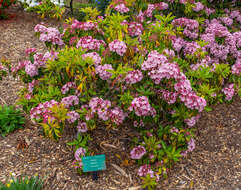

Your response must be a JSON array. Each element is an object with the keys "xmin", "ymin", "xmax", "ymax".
[
  {"xmin": 190, "ymin": 180, "xmax": 194, "ymax": 188},
  {"xmin": 121, "ymin": 159, "xmax": 129, "ymax": 167},
  {"xmin": 103, "ymin": 143, "xmax": 118, "ymax": 149},
  {"xmin": 111, "ymin": 164, "xmax": 128, "ymax": 177}
]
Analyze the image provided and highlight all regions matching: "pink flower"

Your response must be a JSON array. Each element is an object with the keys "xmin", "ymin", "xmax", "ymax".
[
  {"xmin": 130, "ymin": 145, "xmax": 146, "ymax": 159},
  {"xmin": 192, "ymin": 2, "xmax": 204, "ymax": 12},
  {"xmin": 76, "ymin": 36, "xmax": 105, "ymax": 51},
  {"xmin": 138, "ymin": 164, "xmax": 154, "ymax": 177},
  {"xmin": 37, "ymin": 26, "xmax": 64, "ymax": 46},
  {"xmin": 74, "ymin": 147, "xmax": 86, "ymax": 160},
  {"xmin": 109, "ymin": 40, "xmax": 127, "ymax": 56},
  {"xmin": 25, "ymin": 48, "xmax": 36, "ymax": 56},
  {"xmin": 128, "ymin": 22, "xmax": 143, "ymax": 37},
  {"xmin": 109, "ymin": 107, "xmax": 126, "ymax": 125},
  {"xmin": 222, "ymin": 84, "xmax": 235, "ymax": 101},
  {"xmin": 232, "ymin": 59, "xmax": 241, "ymax": 76},
  {"xmin": 184, "ymin": 115, "xmax": 200, "ymax": 127},
  {"xmin": 61, "ymin": 95, "xmax": 79, "ymax": 108},
  {"xmin": 187, "ymin": 138, "xmax": 195, "ymax": 152},
  {"xmin": 114, "ymin": 3, "xmax": 129, "ymax": 13},
  {"xmin": 28, "ymin": 80, "xmax": 39, "ymax": 93},
  {"xmin": 95, "ymin": 64, "xmax": 113, "ymax": 80},
  {"xmin": 67, "ymin": 111, "xmax": 80, "ymax": 123},
  {"xmin": 89, "ymin": 97, "xmax": 111, "ymax": 121},
  {"xmin": 25, "ymin": 61, "xmax": 38, "ymax": 77},
  {"xmin": 77, "ymin": 121, "xmax": 88, "ymax": 133},
  {"xmin": 161, "ymin": 90, "xmax": 178, "ymax": 104},
  {"xmin": 170, "ymin": 127, "xmax": 179, "ymax": 133},
  {"xmin": 125, "ymin": 70, "xmax": 143, "ymax": 84},
  {"xmin": 61, "ymin": 82, "xmax": 76, "ymax": 94},
  {"xmin": 30, "ymin": 100, "xmax": 59, "ymax": 122},
  {"xmin": 145, "ymin": 4, "xmax": 155, "ymax": 18},
  {"xmin": 82, "ymin": 52, "xmax": 101, "ymax": 65},
  {"xmin": 129, "ymin": 96, "xmax": 156, "ymax": 117}
]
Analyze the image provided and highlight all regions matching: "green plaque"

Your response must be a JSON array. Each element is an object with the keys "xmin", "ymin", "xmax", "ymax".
[{"xmin": 82, "ymin": 154, "xmax": 106, "ymax": 172}]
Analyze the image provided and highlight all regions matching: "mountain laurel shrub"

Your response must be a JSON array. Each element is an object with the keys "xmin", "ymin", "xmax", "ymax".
[{"xmin": 10, "ymin": 0, "xmax": 240, "ymax": 189}]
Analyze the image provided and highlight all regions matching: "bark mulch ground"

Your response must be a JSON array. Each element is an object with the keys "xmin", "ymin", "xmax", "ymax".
[{"xmin": 0, "ymin": 5, "xmax": 240, "ymax": 190}]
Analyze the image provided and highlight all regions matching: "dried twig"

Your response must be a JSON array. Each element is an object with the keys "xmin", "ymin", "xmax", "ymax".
[{"xmin": 0, "ymin": 96, "xmax": 7, "ymax": 105}]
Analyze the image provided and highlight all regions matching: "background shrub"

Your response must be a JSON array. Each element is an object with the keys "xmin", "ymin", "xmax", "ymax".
[{"xmin": 0, "ymin": 105, "xmax": 25, "ymax": 136}]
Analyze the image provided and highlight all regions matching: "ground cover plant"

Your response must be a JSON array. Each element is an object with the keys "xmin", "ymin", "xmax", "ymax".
[
  {"xmin": 0, "ymin": 175, "xmax": 43, "ymax": 190},
  {"xmin": 3, "ymin": 0, "xmax": 240, "ymax": 189},
  {"xmin": 0, "ymin": 105, "xmax": 25, "ymax": 136}
]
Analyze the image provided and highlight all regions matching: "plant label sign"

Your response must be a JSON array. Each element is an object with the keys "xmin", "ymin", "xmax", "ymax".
[{"xmin": 82, "ymin": 154, "xmax": 106, "ymax": 172}]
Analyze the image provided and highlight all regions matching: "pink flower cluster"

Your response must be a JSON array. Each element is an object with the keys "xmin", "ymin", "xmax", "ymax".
[
  {"xmin": 67, "ymin": 111, "xmax": 80, "ymax": 123},
  {"xmin": 13, "ymin": 50, "xmax": 57, "ymax": 76},
  {"xmin": 124, "ymin": 70, "xmax": 143, "ymax": 84},
  {"xmin": 88, "ymin": 97, "xmax": 126, "ymax": 124},
  {"xmin": 61, "ymin": 95, "xmax": 79, "ymax": 108},
  {"xmin": 109, "ymin": 40, "xmax": 127, "ymax": 56},
  {"xmin": 74, "ymin": 147, "xmax": 86, "ymax": 160},
  {"xmin": 95, "ymin": 64, "xmax": 113, "ymax": 80},
  {"xmin": 71, "ymin": 20, "xmax": 97, "ymax": 31},
  {"xmin": 155, "ymin": 2, "xmax": 169, "ymax": 10},
  {"xmin": 148, "ymin": 62, "xmax": 180, "ymax": 84},
  {"xmin": 172, "ymin": 18, "xmax": 199, "ymax": 39},
  {"xmin": 142, "ymin": 51, "xmax": 206, "ymax": 112},
  {"xmin": 89, "ymin": 97, "xmax": 111, "ymax": 121},
  {"xmin": 34, "ymin": 24, "xmax": 64, "ymax": 46},
  {"xmin": 144, "ymin": 4, "xmax": 155, "ymax": 18},
  {"xmin": 141, "ymin": 50, "xmax": 168, "ymax": 72},
  {"xmin": 61, "ymin": 82, "xmax": 76, "ymax": 94},
  {"xmin": 28, "ymin": 80, "xmax": 39, "ymax": 93},
  {"xmin": 76, "ymin": 36, "xmax": 105, "ymax": 51},
  {"xmin": 201, "ymin": 21, "xmax": 231, "ymax": 60},
  {"xmin": 184, "ymin": 115, "xmax": 200, "ymax": 127},
  {"xmin": 183, "ymin": 41, "xmax": 201, "ymax": 56},
  {"xmin": 128, "ymin": 22, "xmax": 144, "ymax": 37},
  {"xmin": 138, "ymin": 164, "xmax": 154, "ymax": 177},
  {"xmin": 161, "ymin": 90, "xmax": 178, "ymax": 104},
  {"xmin": 77, "ymin": 121, "xmax": 88, "ymax": 133},
  {"xmin": 192, "ymin": 2, "xmax": 204, "ymax": 12},
  {"xmin": 181, "ymin": 138, "xmax": 196, "ymax": 156},
  {"xmin": 114, "ymin": 3, "xmax": 129, "ymax": 13},
  {"xmin": 220, "ymin": 17, "xmax": 233, "ymax": 26},
  {"xmin": 143, "ymin": 2, "xmax": 168, "ymax": 18},
  {"xmin": 30, "ymin": 100, "xmax": 59, "ymax": 122},
  {"xmin": 133, "ymin": 120, "xmax": 144, "ymax": 127},
  {"xmin": 171, "ymin": 37, "xmax": 185, "ymax": 52},
  {"xmin": 175, "ymin": 78, "xmax": 207, "ymax": 112},
  {"xmin": 11, "ymin": 60, "xmax": 27, "ymax": 73},
  {"xmin": 170, "ymin": 127, "xmax": 179, "ymax": 133},
  {"xmin": 42, "ymin": 51, "xmax": 59, "ymax": 62},
  {"xmin": 142, "ymin": 51, "xmax": 180, "ymax": 84},
  {"xmin": 128, "ymin": 96, "xmax": 156, "ymax": 117},
  {"xmin": 82, "ymin": 52, "xmax": 101, "ymax": 65},
  {"xmin": 109, "ymin": 107, "xmax": 126, "ymax": 125},
  {"xmin": 25, "ymin": 61, "xmax": 39, "ymax": 77},
  {"xmin": 130, "ymin": 145, "xmax": 146, "ymax": 159},
  {"xmin": 25, "ymin": 48, "xmax": 36, "ymax": 56},
  {"xmin": 222, "ymin": 83, "xmax": 235, "ymax": 101},
  {"xmin": 232, "ymin": 59, "xmax": 241, "ymax": 76}
]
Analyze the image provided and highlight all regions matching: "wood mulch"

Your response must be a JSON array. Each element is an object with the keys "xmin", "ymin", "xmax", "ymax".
[{"xmin": 0, "ymin": 5, "xmax": 240, "ymax": 190}]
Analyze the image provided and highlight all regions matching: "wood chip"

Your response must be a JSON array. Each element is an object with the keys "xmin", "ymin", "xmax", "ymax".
[{"xmin": 128, "ymin": 186, "xmax": 142, "ymax": 190}]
